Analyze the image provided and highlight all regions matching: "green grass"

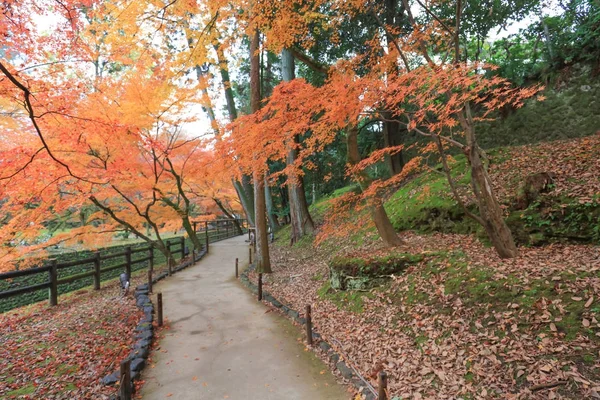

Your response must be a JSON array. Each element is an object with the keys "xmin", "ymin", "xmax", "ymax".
[
  {"xmin": 317, "ymin": 281, "xmax": 373, "ymax": 313},
  {"xmin": 383, "ymin": 155, "xmax": 478, "ymax": 235},
  {"xmin": 390, "ymin": 250, "xmax": 600, "ymax": 342},
  {"xmin": 6, "ymin": 383, "xmax": 36, "ymax": 396}
]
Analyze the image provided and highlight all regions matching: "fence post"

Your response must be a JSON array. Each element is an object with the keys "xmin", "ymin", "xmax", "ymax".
[
  {"xmin": 378, "ymin": 370, "xmax": 388, "ymax": 400},
  {"xmin": 205, "ymin": 222, "xmax": 209, "ymax": 253},
  {"xmin": 180, "ymin": 236, "xmax": 185, "ymax": 260},
  {"xmin": 166, "ymin": 242, "xmax": 172, "ymax": 276},
  {"xmin": 157, "ymin": 292, "xmax": 163, "ymax": 327},
  {"xmin": 120, "ymin": 359, "xmax": 132, "ymax": 400},
  {"xmin": 49, "ymin": 260, "xmax": 58, "ymax": 307},
  {"xmin": 125, "ymin": 246, "xmax": 132, "ymax": 279},
  {"xmin": 193, "ymin": 222, "xmax": 198, "ymax": 255},
  {"xmin": 306, "ymin": 305, "xmax": 313, "ymax": 346},
  {"xmin": 249, "ymin": 247, "xmax": 252, "ymax": 264},
  {"xmin": 258, "ymin": 273, "xmax": 263, "ymax": 301},
  {"xmin": 235, "ymin": 258, "xmax": 239, "ymax": 279},
  {"xmin": 93, "ymin": 251, "xmax": 101, "ymax": 290},
  {"xmin": 147, "ymin": 270, "xmax": 153, "ymax": 293}
]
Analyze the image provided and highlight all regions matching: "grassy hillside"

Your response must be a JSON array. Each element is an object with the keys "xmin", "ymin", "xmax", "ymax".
[{"xmin": 264, "ymin": 134, "xmax": 600, "ymax": 399}]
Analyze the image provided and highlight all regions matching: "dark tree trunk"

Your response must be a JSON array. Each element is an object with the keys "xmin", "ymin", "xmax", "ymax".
[
  {"xmin": 251, "ymin": 29, "xmax": 271, "ymax": 273},
  {"xmin": 459, "ymin": 105, "xmax": 518, "ymax": 258},
  {"xmin": 382, "ymin": 115, "xmax": 405, "ymax": 175},
  {"xmin": 214, "ymin": 38, "xmax": 255, "ymax": 226},
  {"xmin": 281, "ymin": 48, "xmax": 315, "ymax": 243},
  {"xmin": 346, "ymin": 125, "xmax": 403, "ymax": 246},
  {"xmin": 264, "ymin": 177, "xmax": 280, "ymax": 233}
]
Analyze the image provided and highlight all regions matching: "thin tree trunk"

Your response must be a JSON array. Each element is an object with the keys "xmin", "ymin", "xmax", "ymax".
[
  {"xmin": 264, "ymin": 176, "xmax": 280, "ymax": 232},
  {"xmin": 382, "ymin": 0, "xmax": 405, "ymax": 176},
  {"xmin": 281, "ymin": 48, "xmax": 315, "ymax": 243},
  {"xmin": 346, "ymin": 125, "xmax": 403, "ymax": 246},
  {"xmin": 213, "ymin": 197, "xmax": 243, "ymax": 234},
  {"xmin": 382, "ymin": 116, "xmax": 405, "ymax": 175},
  {"xmin": 251, "ymin": 29, "xmax": 271, "ymax": 273},
  {"xmin": 458, "ymin": 104, "xmax": 518, "ymax": 258},
  {"xmin": 213, "ymin": 37, "xmax": 255, "ymax": 225}
]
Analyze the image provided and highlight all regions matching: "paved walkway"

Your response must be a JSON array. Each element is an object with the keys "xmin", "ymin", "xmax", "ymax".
[{"xmin": 140, "ymin": 236, "xmax": 348, "ymax": 400}]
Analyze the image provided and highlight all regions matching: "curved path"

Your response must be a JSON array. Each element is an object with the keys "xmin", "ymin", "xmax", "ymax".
[{"xmin": 140, "ymin": 235, "xmax": 348, "ymax": 400}]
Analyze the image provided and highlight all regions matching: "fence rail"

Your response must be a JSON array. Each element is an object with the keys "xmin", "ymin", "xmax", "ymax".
[{"xmin": 0, "ymin": 218, "xmax": 246, "ymax": 311}]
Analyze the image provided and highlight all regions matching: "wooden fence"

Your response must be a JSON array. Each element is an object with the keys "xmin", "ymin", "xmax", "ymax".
[{"xmin": 0, "ymin": 219, "xmax": 246, "ymax": 310}]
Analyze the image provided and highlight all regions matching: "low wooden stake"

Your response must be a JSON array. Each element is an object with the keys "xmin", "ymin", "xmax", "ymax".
[
  {"xmin": 249, "ymin": 247, "xmax": 252, "ymax": 264},
  {"xmin": 157, "ymin": 292, "xmax": 163, "ymax": 327},
  {"xmin": 120, "ymin": 359, "xmax": 132, "ymax": 400},
  {"xmin": 258, "ymin": 273, "xmax": 263, "ymax": 301},
  {"xmin": 235, "ymin": 258, "xmax": 239, "ymax": 279},
  {"xmin": 306, "ymin": 304, "xmax": 313, "ymax": 346},
  {"xmin": 378, "ymin": 370, "xmax": 388, "ymax": 400}
]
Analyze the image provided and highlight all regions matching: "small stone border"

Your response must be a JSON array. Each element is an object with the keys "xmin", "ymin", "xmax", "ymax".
[
  {"xmin": 101, "ymin": 249, "xmax": 208, "ymax": 396},
  {"xmin": 239, "ymin": 262, "xmax": 377, "ymax": 400}
]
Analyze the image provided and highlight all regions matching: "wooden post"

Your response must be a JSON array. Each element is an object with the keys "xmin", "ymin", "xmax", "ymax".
[
  {"xmin": 147, "ymin": 269, "xmax": 153, "ymax": 294},
  {"xmin": 120, "ymin": 359, "xmax": 132, "ymax": 400},
  {"xmin": 157, "ymin": 292, "xmax": 163, "ymax": 327},
  {"xmin": 193, "ymin": 222, "xmax": 198, "ymax": 254},
  {"xmin": 235, "ymin": 258, "xmax": 239, "ymax": 279},
  {"xmin": 378, "ymin": 370, "xmax": 388, "ymax": 400},
  {"xmin": 166, "ymin": 242, "xmax": 172, "ymax": 276},
  {"xmin": 125, "ymin": 246, "xmax": 132, "ymax": 280},
  {"xmin": 258, "ymin": 273, "xmax": 263, "ymax": 301},
  {"xmin": 180, "ymin": 236, "xmax": 185, "ymax": 260},
  {"xmin": 205, "ymin": 222, "xmax": 209, "ymax": 253},
  {"xmin": 49, "ymin": 260, "xmax": 58, "ymax": 307},
  {"xmin": 249, "ymin": 247, "xmax": 252, "ymax": 264},
  {"xmin": 306, "ymin": 304, "xmax": 313, "ymax": 346},
  {"xmin": 93, "ymin": 251, "xmax": 101, "ymax": 290}
]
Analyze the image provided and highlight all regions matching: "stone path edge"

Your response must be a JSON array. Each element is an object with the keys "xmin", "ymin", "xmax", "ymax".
[
  {"xmin": 239, "ymin": 262, "xmax": 377, "ymax": 400},
  {"xmin": 101, "ymin": 248, "xmax": 208, "ymax": 398}
]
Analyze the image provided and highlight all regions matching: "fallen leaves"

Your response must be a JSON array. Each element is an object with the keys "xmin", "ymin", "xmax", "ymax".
[
  {"xmin": 260, "ymin": 228, "xmax": 600, "ymax": 400},
  {"xmin": 0, "ymin": 276, "xmax": 144, "ymax": 399}
]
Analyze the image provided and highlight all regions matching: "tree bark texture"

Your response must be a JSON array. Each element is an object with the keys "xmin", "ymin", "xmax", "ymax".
[
  {"xmin": 213, "ymin": 37, "xmax": 255, "ymax": 225},
  {"xmin": 346, "ymin": 125, "xmax": 403, "ymax": 246},
  {"xmin": 459, "ymin": 104, "xmax": 518, "ymax": 258},
  {"xmin": 281, "ymin": 48, "xmax": 315, "ymax": 244},
  {"xmin": 264, "ymin": 177, "xmax": 280, "ymax": 232},
  {"xmin": 251, "ymin": 29, "xmax": 271, "ymax": 273}
]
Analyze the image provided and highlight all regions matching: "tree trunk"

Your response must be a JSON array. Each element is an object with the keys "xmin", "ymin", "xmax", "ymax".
[
  {"xmin": 213, "ymin": 37, "xmax": 255, "ymax": 225},
  {"xmin": 382, "ymin": 0, "xmax": 405, "ymax": 176},
  {"xmin": 213, "ymin": 197, "xmax": 243, "ymax": 234},
  {"xmin": 346, "ymin": 125, "xmax": 403, "ymax": 246},
  {"xmin": 264, "ymin": 176, "xmax": 280, "ymax": 232},
  {"xmin": 281, "ymin": 48, "xmax": 315, "ymax": 243},
  {"xmin": 459, "ymin": 104, "xmax": 518, "ymax": 258},
  {"xmin": 233, "ymin": 178, "xmax": 255, "ymax": 226},
  {"xmin": 382, "ymin": 115, "xmax": 405, "ymax": 175},
  {"xmin": 251, "ymin": 29, "xmax": 271, "ymax": 273}
]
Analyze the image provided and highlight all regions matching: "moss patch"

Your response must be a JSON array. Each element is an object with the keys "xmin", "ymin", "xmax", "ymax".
[{"xmin": 329, "ymin": 251, "xmax": 424, "ymax": 290}]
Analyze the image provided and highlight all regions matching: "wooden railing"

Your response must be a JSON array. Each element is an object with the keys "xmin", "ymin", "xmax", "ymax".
[{"xmin": 0, "ymin": 220, "xmax": 246, "ymax": 311}]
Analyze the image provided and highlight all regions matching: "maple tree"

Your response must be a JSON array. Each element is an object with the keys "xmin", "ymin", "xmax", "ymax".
[{"xmin": 0, "ymin": 0, "xmax": 244, "ymax": 271}]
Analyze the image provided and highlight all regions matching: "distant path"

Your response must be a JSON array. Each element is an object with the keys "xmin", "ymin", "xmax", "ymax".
[{"xmin": 140, "ymin": 236, "xmax": 348, "ymax": 400}]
